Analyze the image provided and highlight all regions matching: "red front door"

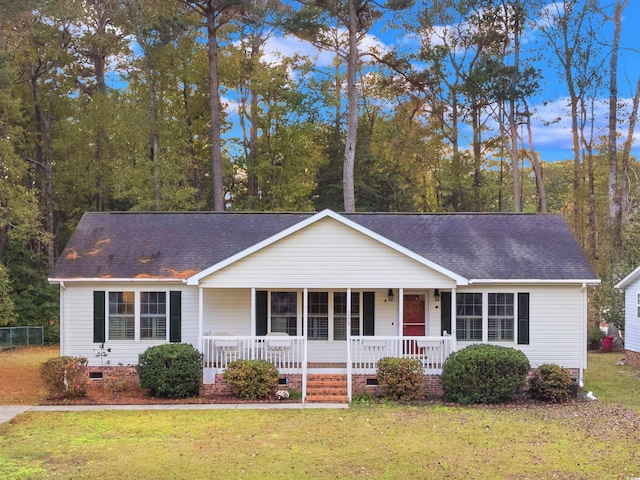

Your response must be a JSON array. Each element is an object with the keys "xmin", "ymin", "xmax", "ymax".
[{"xmin": 403, "ymin": 294, "xmax": 425, "ymax": 336}]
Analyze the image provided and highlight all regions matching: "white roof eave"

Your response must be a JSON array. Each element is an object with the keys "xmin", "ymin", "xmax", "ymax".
[{"xmin": 186, "ymin": 209, "xmax": 469, "ymax": 286}]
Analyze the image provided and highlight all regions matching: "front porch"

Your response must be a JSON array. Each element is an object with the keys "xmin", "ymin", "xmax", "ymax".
[{"xmin": 201, "ymin": 334, "xmax": 454, "ymax": 402}]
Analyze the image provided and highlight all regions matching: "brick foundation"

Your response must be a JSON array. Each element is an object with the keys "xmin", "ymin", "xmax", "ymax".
[
  {"xmin": 352, "ymin": 374, "xmax": 444, "ymax": 399},
  {"xmin": 86, "ymin": 365, "xmax": 138, "ymax": 388},
  {"xmin": 200, "ymin": 374, "xmax": 303, "ymax": 397},
  {"xmin": 625, "ymin": 350, "xmax": 640, "ymax": 367}
]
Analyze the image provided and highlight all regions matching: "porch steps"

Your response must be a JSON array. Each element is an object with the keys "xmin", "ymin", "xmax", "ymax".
[{"xmin": 306, "ymin": 374, "xmax": 349, "ymax": 403}]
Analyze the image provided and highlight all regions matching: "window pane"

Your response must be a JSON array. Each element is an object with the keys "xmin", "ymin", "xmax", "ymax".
[
  {"xmin": 108, "ymin": 292, "xmax": 135, "ymax": 340},
  {"xmin": 271, "ymin": 292, "xmax": 297, "ymax": 336},
  {"xmin": 140, "ymin": 292, "xmax": 166, "ymax": 340},
  {"xmin": 308, "ymin": 292, "xmax": 328, "ymax": 340},
  {"xmin": 456, "ymin": 293, "xmax": 482, "ymax": 341},
  {"xmin": 488, "ymin": 293, "xmax": 514, "ymax": 342}
]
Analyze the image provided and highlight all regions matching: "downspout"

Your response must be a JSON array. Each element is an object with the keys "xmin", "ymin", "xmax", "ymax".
[
  {"xmin": 347, "ymin": 288, "xmax": 352, "ymax": 402},
  {"xmin": 579, "ymin": 282, "xmax": 587, "ymax": 388}
]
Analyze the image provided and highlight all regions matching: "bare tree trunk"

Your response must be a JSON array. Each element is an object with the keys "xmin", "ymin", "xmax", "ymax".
[
  {"xmin": 522, "ymin": 100, "xmax": 546, "ymax": 212},
  {"xmin": 343, "ymin": 0, "xmax": 358, "ymax": 213},
  {"xmin": 206, "ymin": 9, "xmax": 224, "ymax": 211},
  {"xmin": 620, "ymin": 76, "xmax": 640, "ymax": 221},
  {"xmin": 608, "ymin": 0, "xmax": 627, "ymax": 249}
]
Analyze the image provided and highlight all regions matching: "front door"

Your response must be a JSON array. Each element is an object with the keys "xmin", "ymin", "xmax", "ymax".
[{"xmin": 403, "ymin": 294, "xmax": 425, "ymax": 336}]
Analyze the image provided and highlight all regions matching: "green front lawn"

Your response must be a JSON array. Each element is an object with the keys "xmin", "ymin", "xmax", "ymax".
[{"xmin": 1, "ymin": 350, "xmax": 639, "ymax": 479}]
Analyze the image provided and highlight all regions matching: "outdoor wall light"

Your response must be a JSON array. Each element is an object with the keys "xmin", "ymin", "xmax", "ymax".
[
  {"xmin": 387, "ymin": 288, "xmax": 394, "ymax": 302},
  {"xmin": 434, "ymin": 289, "xmax": 441, "ymax": 302}
]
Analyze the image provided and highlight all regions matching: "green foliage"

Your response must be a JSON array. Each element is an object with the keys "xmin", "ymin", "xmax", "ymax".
[
  {"xmin": 588, "ymin": 327, "xmax": 606, "ymax": 343},
  {"xmin": 0, "ymin": 264, "xmax": 16, "ymax": 326},
  {"xmin": 285, "ymin": 388, "xmax": 302, "ymax": 400},
  {"xmin": 136, "ymin": 344, "xmax": 203, "ymax": 398},
  {"xmin": 376, "ymin": 357, "xmax": 424, "ymax": 401},
  {"xmin": 441, "ymin": 344, "xmax": 530, "ymax": 405},
  {"xmin": 350, "ymin": 390, "xmax": 377, "ymax": 406},
  {"xmin": 528, "ymin": 364, "xmax": 573, "ymax": 403},
  {"xmin": 40, "ymin": 356, "xmax": 88, "ymax": 398},
  {"xmin": 223, "ymin": 359, "xmax": 279, "ymax": 399}
]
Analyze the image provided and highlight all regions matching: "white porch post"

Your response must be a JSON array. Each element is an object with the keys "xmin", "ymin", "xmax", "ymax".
[
  {"xmin": 346, "ymin": 288, "xmax": 352, "ymax": 402},
  {"xmin": 398, "ymin": 288, "xmax": 404, "ymax": 337},
  {"xmin": 198, "ymin": 287, "xmax": 204, "ymax": 353},
  {"xmin": 451, "ymin": 287, "xmax": 457, "ymax": 352},
  {"xmin": 302, "ymin": 288, "xmax": 308, "ymax": 403},
  {"xmin": 251, "ymin": 288, "xmax": 256, "ymax": 360}
]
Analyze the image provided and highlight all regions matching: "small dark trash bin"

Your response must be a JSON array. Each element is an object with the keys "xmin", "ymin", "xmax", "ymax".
[{"xmin": 601, "ymin": 336, "xmax": 613, "ymax": 353}]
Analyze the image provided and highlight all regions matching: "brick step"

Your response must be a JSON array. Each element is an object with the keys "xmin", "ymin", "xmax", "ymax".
[
  {"xmin": 306, "ymin": 395, "xmax": 350, "ymax": 403},
  {"xmin": 306, "ymin": 374, "xmax": 348, "ymax": 403}
]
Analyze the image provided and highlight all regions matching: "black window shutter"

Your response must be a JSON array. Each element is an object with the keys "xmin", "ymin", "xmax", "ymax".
[
  {"xmin": 440, "ymin": 291, "xmax": 452, "ymax": 336},
  {"xmin": 363, "ymin": 292, "xmax": 375, "ymax": 336},
  {"xmin": 169, "ymin": 291, "xmax": 182, "ymax": 343},
  {"xmin": 517, "ymin": 293, "xmax": 530, "ymax": 345},
  {"xmin": 93, "ymin": 291, "xmax": 106, "ymax": 343},
  {"xmin": 256, "ymin": 290, "xmax": 268, "ymax": 336}
]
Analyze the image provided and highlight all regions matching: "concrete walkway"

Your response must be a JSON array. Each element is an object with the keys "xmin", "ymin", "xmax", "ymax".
[{"xmin": 0, "ymin": 402, "xmax": 348, "ymax": 424}]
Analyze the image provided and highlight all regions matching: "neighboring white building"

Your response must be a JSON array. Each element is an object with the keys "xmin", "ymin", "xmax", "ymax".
[
  {"xmin": 49, "ymin": 209, "xmax": 600, "ymax": 401},
  {"xmin": 615, "ymin": 267, "xmax": 640, "ymax": 366}
]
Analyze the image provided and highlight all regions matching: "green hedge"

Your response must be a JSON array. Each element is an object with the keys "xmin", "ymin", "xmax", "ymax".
[
  {"xmin": 441, "ymin": 344, "xmax": 530, "ymax": 404},
  {"xmin": 528, "ymin": 363, "xmax": 573, "ymax": 403},
  {"xmin": 223, "ymin": 360, "xmax": 279, "ymax": 399},
  {"xmin": 377, "ymin": 357, "xmax": 424, "ymax": 401},
  {"xmin": 136, "ymin": 343, "xmax": 203, "ymax": 398}
]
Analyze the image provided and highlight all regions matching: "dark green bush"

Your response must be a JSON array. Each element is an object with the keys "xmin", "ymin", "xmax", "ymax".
[
  {"xmin": 40, "ymin": 356, "xmax": 89, "ymax": 398},
  {"xmin": 136, "ymin": 343, "xmax": 203, "ymax": 398},
  {"xmin": 376, "ymin": 357, "xmax": 424, "ymax": 401},
  {"xmin": 441, "ymin": 344, "xmax": 530, "ymax": 404},
  {"xmin": 223, "ymin": 360, "xmax": 279, "ymax": 399},
  {"xmin": 528, "ymin": 363, "xmax": 573, "ymax": 403}
]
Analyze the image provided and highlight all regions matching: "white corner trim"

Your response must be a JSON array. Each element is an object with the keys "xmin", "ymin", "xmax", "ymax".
[
  {"xmin": 186, "ymin": 209, "xmax": 469, "ymax": 286},
  {"xmin": 615, "ymin": 265, "xmax": 640, "ymax": 290}
]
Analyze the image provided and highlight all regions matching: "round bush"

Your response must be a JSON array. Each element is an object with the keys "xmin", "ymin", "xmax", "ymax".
[
  {"xmin": 441, "ymin": 344, "xmax": 530, "ymax": 404},
  {"xmin": 377, "ymin": 357, "xmax": 424, "ymax": 401},
  {"xmin": 223, "ymin": 360, "xmax": 279, "ymax": 399},
  {"xmin": 136, "ymin": 343, "xmax": 203, "ymax": 398},
  {"xmin": 40, "ymin": 356, "xmax": 89, "ymax": 399},
  {"xmin": 528, "ymin": 363, "xmax": 572, "ymax": 403}
]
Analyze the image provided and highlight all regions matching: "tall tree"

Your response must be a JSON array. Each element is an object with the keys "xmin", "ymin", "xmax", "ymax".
[
  {"xmin": 177, "ymin": 0, "xmax": 249, "ymax": 211},
  {"xmin": 284, "ymin": 0, "xmax": 413, "ymax": 212}
]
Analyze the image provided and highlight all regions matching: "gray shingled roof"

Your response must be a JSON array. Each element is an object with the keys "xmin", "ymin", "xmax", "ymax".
[{"xmin": 50, "ymin": 211, "xmax": 598, "ymax": 282}]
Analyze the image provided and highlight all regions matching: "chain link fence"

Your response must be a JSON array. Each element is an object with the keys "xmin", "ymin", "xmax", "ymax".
[{"xmin": 0, "ymin": 326, "xmax": 44, "ymax": 350}]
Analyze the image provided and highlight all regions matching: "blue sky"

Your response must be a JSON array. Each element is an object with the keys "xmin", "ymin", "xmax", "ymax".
[{"xmin": 246, "ymin": 1, "xmax": 640, "ymax": 164}]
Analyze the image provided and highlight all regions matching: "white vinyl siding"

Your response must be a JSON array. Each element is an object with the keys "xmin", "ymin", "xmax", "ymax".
[
  {"xmin": 198, "ymin": 217, "xmax": 457, "ymax": 289},
  {"xmin": 624, "ymin": 282, "xmax": 640, "ymax": 354},
  {"xmin": 60, "ymin": 283, "xmax": 197, "ymax": 367}
]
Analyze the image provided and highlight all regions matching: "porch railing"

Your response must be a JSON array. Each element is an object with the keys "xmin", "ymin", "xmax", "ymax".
[
  {"xmin": 349, "ymin": 335, "xmax": 454, "ymax": 375},
  {"xmin": 202, "ymin": 335, "xmax": 306, "ymax": 378},
  {"xmin": 201, "ymin": 334, "xmax": 454, "ymax": 378}
]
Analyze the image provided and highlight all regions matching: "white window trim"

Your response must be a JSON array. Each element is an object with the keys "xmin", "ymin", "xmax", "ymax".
[
  {"xmin": 106, "ymin": 289, "xmax": 170, "ymax": 343},
  {"xmin": 456, "ymin": 291, "xmax": 518, "ymax": 344}
]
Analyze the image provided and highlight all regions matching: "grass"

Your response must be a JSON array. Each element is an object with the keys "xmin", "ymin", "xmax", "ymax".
[
  {"xmin": 1, "ymin": 348, "xmax": 639, "ymax": 479},
  {"xmin": 0, "ymin": 346, "xmax": 58, "ymax": 404},
  {"xmin": 584, "ymin": 351, "xmax": 640, "ymax": 411}
]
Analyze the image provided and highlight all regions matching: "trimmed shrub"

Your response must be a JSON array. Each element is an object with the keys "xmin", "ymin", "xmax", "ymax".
[
  {"xmin": 41, "ymin": 356, "xmax": 89, "ymax": 398},
  {"xmin": 441, "ymin": 344, "xmax": 530, "ymax": 404},
  {"xmin": 528, "ymin": 363, "xmax": 573, "ymax": 403},
  {"xmin": 136, "ymin": 343, "xmax": 203, "ymax": 398},
  {"xmin": 223, "ymin": 360, "xmax": 279, "ymax": 399},
  {"xmin": 376, "ymin": 357, "xmax": 424, "ymax": 401}
]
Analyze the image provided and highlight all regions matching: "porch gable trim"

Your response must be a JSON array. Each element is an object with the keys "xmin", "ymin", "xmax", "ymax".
[{"xmin": 186, "ymin": 209, "xmax": 468, "ymax": 286}]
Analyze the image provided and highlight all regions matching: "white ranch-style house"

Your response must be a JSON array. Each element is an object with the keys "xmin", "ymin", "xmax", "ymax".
[{"xmin": 49, "ymin": 209, "xmax": 599, "ymax": 402}]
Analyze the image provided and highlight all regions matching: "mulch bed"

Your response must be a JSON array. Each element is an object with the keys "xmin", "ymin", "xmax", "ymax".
[{"xmin": 40, "ymin": 384, "xmax": 301, "ymax": 405}]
